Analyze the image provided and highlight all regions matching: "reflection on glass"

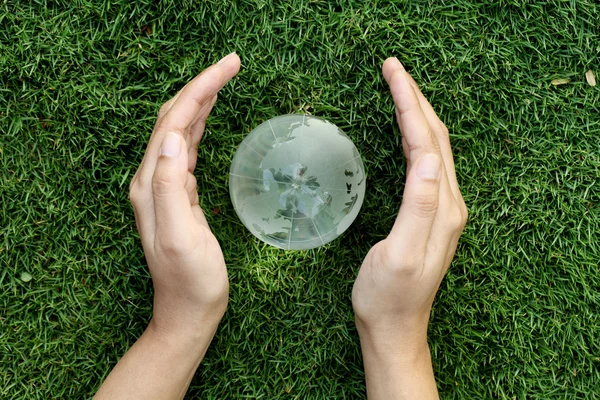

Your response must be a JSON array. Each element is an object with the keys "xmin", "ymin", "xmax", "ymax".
[{"xmin": 229, "ymin": 114, "xmax": 366, "ymax": 250}]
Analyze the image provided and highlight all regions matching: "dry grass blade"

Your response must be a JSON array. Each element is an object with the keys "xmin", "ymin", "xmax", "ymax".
[
  {"xmin": 585, "ymin": 70, "xmax": 596, "ymax": 87},
  {"xmin": 551, "ymin": 78, "xmax": 570, "ymax": 86}
]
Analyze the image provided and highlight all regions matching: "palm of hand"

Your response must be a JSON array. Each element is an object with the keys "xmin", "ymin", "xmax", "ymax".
[{"xmin": 353, "ymin": 232, "xmax": 457, "ymax": 330}]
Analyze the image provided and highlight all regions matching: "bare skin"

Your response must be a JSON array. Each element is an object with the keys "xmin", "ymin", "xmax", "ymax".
[
  {"xmin": 95, "ymin": 52, "xmax": 240, "ymax": 400},
  {"xmin": 352, "ymin": 57, "xmax": 468, "ymax": 399},
  {"xmin": 95, "ymin": 54, "xmax": 467, "ymax": 399}
]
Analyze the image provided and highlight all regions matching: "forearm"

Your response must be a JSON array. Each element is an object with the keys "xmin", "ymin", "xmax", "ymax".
[
  {"xmin": 357, "ymin": 321, "xmax": 439, "ymax": 400},
  {"xmin": 95, "ymin": 318, "xmax": 219, "ymax": 400}
]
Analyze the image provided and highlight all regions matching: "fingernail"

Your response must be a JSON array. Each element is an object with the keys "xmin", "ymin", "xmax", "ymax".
[
  {"xmin": 160, "ymin": 132, "xmax": 181, "ymax": 158},
  {"xmin": 217, "ymin": 52, "xmax": 237, "ymax": 65},
  {"xmin": 417, "ymin": 154, "xmax": 441, "ymax": 181},
  {"xmin": 390, "ymin": 57, "xmax": 404, "ymax": 71}
]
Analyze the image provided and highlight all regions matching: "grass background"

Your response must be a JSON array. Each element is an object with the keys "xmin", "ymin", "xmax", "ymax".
[{"xmin": 1, "ymin": 0, "xmax": 599, "ymax": 398}]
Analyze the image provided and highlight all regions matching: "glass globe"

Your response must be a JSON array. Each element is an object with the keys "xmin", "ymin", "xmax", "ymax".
[{"xmin": 229, "ymin": 114, "xmax": 366, "ymax": 250}]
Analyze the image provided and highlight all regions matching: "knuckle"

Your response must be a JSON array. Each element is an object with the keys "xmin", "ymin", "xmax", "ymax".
[
  {"xmin": 389, "ymin": 258, "xmax": 421, "ymax": 277},
  {"xmin": 156, "ymin": 119, "xmax": 186, "ymax": 137},
  {"xmin": 446, "ymin": 205, "xmax": 465, "ymax": 231},
  {"xmin": 376, "ymin": 241, "xmax": 421, "ymax": 277},
  {"xmin": 428, "ymin": 129, "xmax": 441, "ymax": 151},
  {"xmin": 189, "ymin": 192, "xmax": 199, "ymax": 206},
  {"xmin": 186, "ymin": 174, "xmax": 199, "ymax": 205},
  {"xmin": 152, "ymin": 171, "xmax": 175, "ymax": 195},
  {"xmin": 128, "ymin": 190, "xmax": 138, "ymax": 205},
  {"xmin": 158, "ymin": 102, "xmax": 171, "ymax": 117},
  {"xmin": 186, "ymin": 173, "xmax": 197, "ymax": 189},
  {"xmin": 407, "ymin": 141, "xmax": 424, "ymax": 153},
  {"xmin": 460, "ymin": 201, "xmax": 469, "ymax": 225},
  {"xmin": 129, "ymin": 180, "xmax": 142, "ymax": 205},
  {"xmin": 437, "ymin": 121, "xmax": 450, "ymax": 138},
  {"xmin": 155, "ymin": 234, "xmax": 192, "ymax": 257},
  {"xmin": 411, "ymin": 194, "xmax": 439, "ymax": 218},
  {"xmin": 128, "ymin": 174, "xmax": 136, "ymax": 192},
  {"xmin": 379, "ymin": 246, "xmax": 421, "ymax": 277},
  {"xmin": 407, "ymin": 129, "xmax": 440, "ymax": 154}
]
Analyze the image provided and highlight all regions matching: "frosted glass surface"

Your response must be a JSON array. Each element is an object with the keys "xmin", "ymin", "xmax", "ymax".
[{"xmin": 229, "ymin": 114, "xmax": 366, "ymax": 250}]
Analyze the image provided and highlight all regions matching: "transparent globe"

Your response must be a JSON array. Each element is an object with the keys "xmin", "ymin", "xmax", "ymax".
[{"xmin": 229, "ymin": 114, "xmax": 366, "ymax": 250}]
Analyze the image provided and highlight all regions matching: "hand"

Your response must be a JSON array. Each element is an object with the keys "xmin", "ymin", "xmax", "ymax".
[
  {"xmin": 352, "ymin": 57, "xmax": 467, "ymax": 399},
  {"xmin": 128, "ymin": 52, "xmax": 241, "ymax": 339},
  {"xmin": 96, "ymin": 53, "xmax": 241, "ymax": 400}
]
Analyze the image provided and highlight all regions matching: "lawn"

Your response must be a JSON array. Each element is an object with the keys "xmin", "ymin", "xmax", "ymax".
[{"xmin": 1, "ymin": 0, "xmax": 599, "ymax": 398}]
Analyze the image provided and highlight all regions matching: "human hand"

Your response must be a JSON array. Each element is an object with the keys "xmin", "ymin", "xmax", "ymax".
[
  {"xmin": 352, "ymin": 57, "xmax": 467, "ymax": 399},
  {"xmin": 128, "ymin": 53, "xmax": 241, "ymax": 339},
  {"xmin": 95, "ymin": 54, "xmax": 240, "ymax": 400}
]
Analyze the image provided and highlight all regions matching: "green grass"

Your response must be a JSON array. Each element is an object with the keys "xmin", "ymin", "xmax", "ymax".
[{"xmin": 1, "ymin": 0, "xmax": 599, "ymax": 398}]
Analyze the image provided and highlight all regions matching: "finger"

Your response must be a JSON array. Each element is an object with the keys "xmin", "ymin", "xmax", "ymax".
[
  {"xmin": 153, "ymin": 57, "xmax": 224, "ymax": 134},
  {"xmin": 185, "ymin": 172, "xmax": 199, "ymax": 207},
  {"xmin": 161, "ymin": 53, "xmax": 240, "ymax": 133},
  {"xmin": 397, "ymin": 109, "xmax": 413, "ymax": 172},
  {"xmin": 189, "ymin": 94, "xmax": 218, "ymax": 147},
  {"xmin": 187, "ymin": 146, "xmax": 199, "ymax": 174},
  {"xmin": 152, "ymin": 132, "xmax": 196, "ymax": 246},
  {"xmin": 139, "ymin": 53, "xmax": 240, "ymax": 186},
  {"xmin": 382, "ymin": 57, "xmax": 440, "ymax": 167},
  {"xmin": 386, "ymin": 153, "xmax": 442, "ymax": 263},
  {"xmin": 152, "ymin": 69, "xmax": 209, "ymax": 141},
  {"xmin": 187, "ymin": 94, "xmax": 218, "ymax": 172},
  {"xmin": 151, "ymin": 87, "xmax": 185, "ymax": 143},
  {"xmin": 150, "ymin": 93, "xmax": 217, "ymax": 177},
  {"xmin": 404, "ymin": 74, "xmax": 462, "ymax": 201},
  {"xmin": 383, "ymin": 57, "xmax": 463, "ymax": 221},
  {"xmin": 157, "ymin": 94, "xmax": 179, "ymax": 121},
  {"xmin": 156, "ymin": 53, "xmax": 237, "ymax": 126},
  {"xmin": 129, "ymin": 188, "xmax": 156, "ymax": 250}
]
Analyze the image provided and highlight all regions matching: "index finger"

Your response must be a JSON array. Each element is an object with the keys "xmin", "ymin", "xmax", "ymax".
[
  {"xmin": 160, "ymin": 52, "xmax": 241, "ymax": 134},
  {"xmin": 404, "ymin": 73, "xmax": 463, "ymax": 203},
  {"xmin": 137, "ymin": 54, "xmax": 241, "ymax": 186},
  {"xmin": 382, "ymin": 57, "xmax": 440, "ymax": 167}
]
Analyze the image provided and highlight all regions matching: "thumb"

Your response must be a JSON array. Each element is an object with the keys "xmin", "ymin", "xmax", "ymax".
[
  {"xmin": 152, "ymin": 132, "xmax": 195, "ymax": 240},
  {"xmin": 387, "ymin": 153, "xmax": 442, "ymax": 261}
]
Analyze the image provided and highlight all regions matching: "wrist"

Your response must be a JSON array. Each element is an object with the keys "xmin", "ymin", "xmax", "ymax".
[
  {"xmin": 355, "ymin": 314, "xmax": 430, "ymax": 361},
  {"xmin": 147, "ymin": 307, "xmax": 224, "ymax": 352},
  {"xmin": 356, "ymin": 316, "xmax": 438, "ymax": 400},
  {"xmin": 143, "ymin": 317, "xmax": 221, "ymax": 366},
  {"xmin": 151, "ymin": 289, "xmax": 228, "ymax": 339},
  {"xmin": 359, "ymin": 334, "xmax": 438, "ymax": 400}
]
